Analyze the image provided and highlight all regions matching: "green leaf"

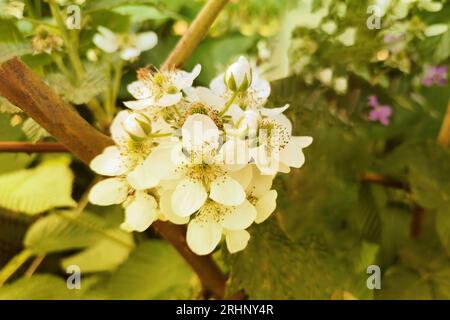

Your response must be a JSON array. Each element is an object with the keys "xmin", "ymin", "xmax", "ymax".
[
  {"xmin": 85, "ymin": 0, "xmax": 157, "ymax": 12},
  {"xmin": 21, "ymin": 118, "xmax": 50, "ymax": 142},
  {"xmin": 376, "ymin": 266, "xmax": 433, "ymax": 300},
  {"xmin": 0, "ymin": 113, "xmax": 33, "ymax": 174},
  {"xmin": 24, "ymin": 212, "xmax": 103, "ymax": 254},
  {"xmin": 0, "ymin": 97, "xmax": 21, "ymax": 114},
  {"xmin": 46, "ymin": 64, "xmax": 106, "ymax": 105},
  {"xmin": 0, "ymin": 275, "xmax": 81, "ymax": 300},
  {"xmin": 436, "ymin": 204, "xmax": 450, "ymax": 255},
  {"xmin": 0, "ymin": 42, "xmax": 32, "ymax": 64},
  {"xmin": 61, "ymin": 229, "xmax": 133, "ymax": 273},
  {"xmin": 0, "ymin": 158, "xmax": 76, "ymax": 215},
  {"xmin": 113, "ymin": 5, "xmax": 171, "ymax": 24},
  {"xmin": 228, "ymin": 220, "xmax": 348, "ymax": 299},
  {"xmin": 103, "ymin": 240, "xmax": 196, "ymax": 299}
]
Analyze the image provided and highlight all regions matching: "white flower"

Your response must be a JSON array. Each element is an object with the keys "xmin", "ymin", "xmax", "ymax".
[
  {"xmin": 211, "ymin": 60, "xmax": 270, "ymax": 109},
  {"xmin": 122, "ymin": 112, "xmax": 153, "ymax": 140},
  {"xmin": 186, "ymin": 199, "xmax": 256, "ymax": 255},
  {"xmin": 246, "ymin": 166, "xmax": 278, "ymax": 224},
  {"xmin": 333, "ymin": 77, "xmax": 348, "ymax": 94},
  {"xmin": 93, "ymin": 26, "xmax": 157, "ymax": 61},
  {"xmin": 225, "ymin": 56, "xmax": 252, "ymax": 92},
  {"xmin": 87, "ymin": 111, "xmax": 171, "ymax": 232},
  {"xmin": 317, "ymin": 68, "xmax": 333, "ymax": 85},
  {"xmin": 247, "ymin": 105, "xmax": 313, "ymax": 175},
  {"xmin": 141, "ymin": 114, "xmax": 250, "ymax": 218},
  {"xmin": 124, "ymin": 65, "xmax": 201, "ymax": 109},
  {"xmin": 0, "ymin": 0, "xmax": 24, "ymax": 19}
]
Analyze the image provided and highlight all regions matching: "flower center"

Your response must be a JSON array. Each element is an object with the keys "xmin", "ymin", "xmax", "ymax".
[{"xmin": 196, "ymin": 200, "xmax": 231, "ymax": 224}]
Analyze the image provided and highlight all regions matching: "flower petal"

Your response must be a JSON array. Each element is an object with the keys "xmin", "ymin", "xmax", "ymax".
[
  {"xmin": 260, "ymin": 104, "xmax": 290, "ymax": 117},
  {"xmin": 156, "ymin": 93, "xmax": 182, "ymax": 107},
  {"xmin": 127, "ymin": 81, "xmax": 152, "ymax": 99},
  {"xmin": 172, "ymin": 180, "xmax": 207, "ymax": 217},
  {"xmin": 220, "ymin": 200, "xmax": 257, "ymax": 230},
  {"xmin": 210, "ymin": 176, "xmax": 246, "ymax": 206},
  {"xmin": 140, "ymin": 144, "xmax": 179, "ymax": 180},
  {"xmin": 172, "ymin": 64, "xmax": 201, "ymax": 90},
  {"xmin": 255, "ymin": 190, "xmax": 277, "ymax": 223},
  {"xmin": 123, "ymin": 98, "xmax": 155, "ymax": 110},
  {"xmin": 280, "ymin": 136, "xmax": 313, "ymax": 169},
  {"xmin": 93, "ymin": 27, "xmax": 119, "ymax": 53},
  {"xmin": 88, "ymin": 178, "xmax": 128, "ymax": 206},
  {"xmin": 186, "ymin": 217, "xmax": 222, "ymax": 255},
  {"xmin": 228, "ymin": 165, "xmax": 253, "ymax": 190},
  {"xmin": 122, "ymin": 191, "xmax": 157, "ymax": 232},
  {"xmin": 120, "ymin": 47, "xmax": 140, "ymax": 60},
  {"xmin": 210, "ymin": 73, "xmax": 227, "ymax": 96},
  {"xmin": 90, "ymin": 146, "xmax": 127, "ymax": 176},
  {"xmin": 136, "ymin": 31, "xmax": 158, "ymax": 51},
  {"xmin": 126, "ymin": 162, "xmax": 159, "ymax": 190},
  {"xmin": 159, "ymin": 190, "xmax": 189, "ymax": 225},
  {"xmin": 220, "ymin": 139, "xmax": 250, "ymax": 166},
  {"xmin": 182, "ymin": 113, "xmax": 219, "ymax": 151},
  {"xmin": 110, "ymin": 110, "xmax": 131, "ymax": 145},
  {"xmin": 246, "ymin": 165, "xmax": 274, "ymax": 197},
  {"xmin": 225, "ymin": 229, "xmax": 250, "ymax": 253}
]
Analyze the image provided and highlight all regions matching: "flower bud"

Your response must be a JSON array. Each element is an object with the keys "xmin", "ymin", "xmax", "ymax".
[
  {"xmin": 225, "ymin": 56, "xmax": 252, "ymax": 92},
  {"xmin": 123, "ymin": 113, "xmax": 152, "ymax": 140}
]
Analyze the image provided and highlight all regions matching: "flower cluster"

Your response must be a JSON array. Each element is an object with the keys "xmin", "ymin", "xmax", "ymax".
[{"xmin": 88, "ymin": 56, "xmax": 313, "ymax": 255}]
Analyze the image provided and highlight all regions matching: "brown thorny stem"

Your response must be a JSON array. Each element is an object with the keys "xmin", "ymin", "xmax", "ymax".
[{"xmin": 0, "ymin": 0, "xmax": 231, "ymax": 299}]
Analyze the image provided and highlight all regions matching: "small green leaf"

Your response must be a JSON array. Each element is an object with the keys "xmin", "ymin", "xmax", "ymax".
[{"xmin": 46, "ymin": 64, "xmax": 106, "ymax": 105}]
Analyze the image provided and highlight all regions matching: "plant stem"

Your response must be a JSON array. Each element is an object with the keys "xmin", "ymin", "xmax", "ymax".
[
  {"xmin": 25, "ymin": 0, "xmax": 36, "ymax": 18},
  {"xmin": 52, "ymin": 54, "xmax": 73, "ymax": 82},
  {"xmin": 24, "ymin": 255, "xmax": 45, "ymax": 277},
  {"xmin": 49, "ymin": 0, "xmax": 84, "ymax": 82},
  {"xmin": 0, "ymin": 142, "xmax": 67, "ymax": 153},
  {"xmin": 0, "ymin": 249, "xmax": 33, "ymax": 287},
  {"xmin": 438, "ymin": 98, "xmax": 450, "ymax": 148},
  {"xmin": 103, "ymin": 57, "xmax": 113, "ymax": 120},
  {"xmin": 220, "ymin": 91, "xmax": 238, "ymax": 116},
  {"xmin": 110, "ymin": 59, "xmax": 125, "ymax": 116},
  {"xmin": 162, "ymin": 0, "xmax": 230, "ymax": 70}
]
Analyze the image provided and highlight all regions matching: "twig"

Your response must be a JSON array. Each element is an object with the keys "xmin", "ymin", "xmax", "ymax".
[
  {"xmin": 438, "ymin": 98, "xmax": 450, "ymax": 148},
  {"xmin": 360, "ymin": 172, "xmax": 410, "ymax": 191},
  {"xmin": 0, "ymin": 142, "xmax": 67, "ymax": 153},
  {"xmin": 24, "ymin": 255, "xmax": 45, "ymax": 278},
  {"xmin": 161, "ymin": 0, "xmax": 229, "ymax": 70}
]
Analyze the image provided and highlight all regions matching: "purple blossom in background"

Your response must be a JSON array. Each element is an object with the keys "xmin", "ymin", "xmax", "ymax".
[
  {"xmin": 367, "ymin": 95, "xmax": 392, "ymax": 126},
  {"xmin": 422, "ymin": 65, "xmax": 448, "ymax": 87},
  {"xmin": 383, "ymin": 34, "xmax": 403, "ymax": 44}
]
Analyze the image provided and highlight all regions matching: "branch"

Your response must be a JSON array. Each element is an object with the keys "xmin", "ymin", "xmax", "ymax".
[
  {"xmin": 360, "ymin": 172, "xmax": 410, "ymax": 191},
  {"xmin": 438, "ymin": 98, "xmax": 450, "ymax": 148},
  {"xmin": 0, "ymin": 142, "xmax": 67, "ymax": 153},
  {"xmin": 0, "ymin": 58, "xmax": 111, "ymax": 164},
  {"xmin": 161, "ymin": 0, "xmax": 229, "ymax": 70}
]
